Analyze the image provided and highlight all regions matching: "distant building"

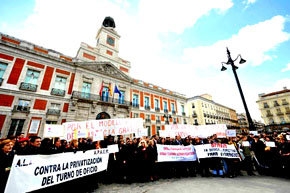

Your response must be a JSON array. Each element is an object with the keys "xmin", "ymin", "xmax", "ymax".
[
  {"xmin": 256, "ymin": 87, "xmax": 290, "ymax": 125},
  {"xmin": 186, "ymin": 94, "xmax": 239, "ymax": 128}
]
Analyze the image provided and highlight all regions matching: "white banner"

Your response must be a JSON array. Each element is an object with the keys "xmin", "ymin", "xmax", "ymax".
[
  {"xmin": 43, "ymin": 124, "xmax": 64, "ymax": 138},
  {"xmin": 157, "ymin": 144, "xmax": 197, "ymax": 162},
  {"xmin": 5, "ymin": 149, "xmax": 109, "ymax": 193},
  {"xmin": 108, "ymin": 144, "xmax": 119, "ymax": 153},
  {"xmin": 63, "ymin": 118, "xmax": 143, "ymax": 141},
  {"xmin": 164, "ymin": 124, "xmax": 227, "ymax": 138},
  {"xmin": 194, "ymin": 144, "xmax": 240, "ymax": 159}
]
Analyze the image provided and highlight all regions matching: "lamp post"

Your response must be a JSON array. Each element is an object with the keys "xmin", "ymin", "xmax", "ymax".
[{"xmin": 221, "ymin": 47, "xmax": 255, "ymax": 131}]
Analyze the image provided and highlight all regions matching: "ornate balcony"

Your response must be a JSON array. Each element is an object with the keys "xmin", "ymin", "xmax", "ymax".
[
  {"xmin": 51, "ymin": 88, "xmax": 65, "ymax": 96},
  {"xmin": 0, "ymin": 78, "xmax": 3, "ymax": 86},
  {"xmin": 19, "ymin": 82, "xmax": 37, "ymax": 92},
  {"xmin": 47, "ymin": 109, "xmax": 61, "ymax": 116},
  {"xmin": 145, "ymin": 119, "xmax": 151, "ymax": 123},
  {"xmin": 12, "ymin": 105, "xmax": 30, "ymax": 113},
  {"xmin": 145, "ymin": 106, "xmax": 151, "ymax": 110},
  {"xmin": 155, "ymin": 107, "xmax": 160, "ymax": 112}
]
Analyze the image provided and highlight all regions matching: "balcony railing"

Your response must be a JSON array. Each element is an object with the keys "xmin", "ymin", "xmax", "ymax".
[
  {"xmin": 155, "ymin": 107, "xmax": 160, "ymax": 112},
  {"xmin": 276, "ymin": 112, "xmax": 284, "ymax": 116},
  {"xmin": 266, "ymin": 113, "xmax": 273, "ymax": 117},
  {"xmin": 145, "ymin": 119, "xmax": 151, "ymax": 123},
  {"xmin": 182, "ymin": 112, "xmax": 186, "ymax": 116},
  {"xmin": 172, "ymin": 110, "xmax": 176, "ymax": 115},
  {"xmin": 156, "ymin": 120, "xmax": 161, "ymax": 124},
  {"xmin": 274, "ymin": 103, "xmax": 280, "ymax": 107},
  {"xmin": 19, "ymin": 82, "xmax": 37, "ymax": 92},
  {"xmin": 164, "ymin": 109, "xmax": 168, "ymax": 113},
  {"xmin": 47, "ymin": 109, "xmax": 61, "ymax": 115},
  {"xmin": 71, "ymin": 91, "xmax": 130, "ymax": 106},
  {"xmin": 51, "ymin": 88, "xmax": 65, "ymax": 96},
  {"xmin": 282, "ymin": 102, "xmax": 289, "ymax": 105},
  {"xmin": 192, "ymin": 114, "xmax": 197, "ymax": 118},
  {"xmin": 12, "ymin": 105, "xmax": 30, "ymax": 113},
  {"xmin": 132, "ymin": 103, "xmax": 139, "ymax": 108},
  {"xmin": 145, "ymin": 106, "xmax": 151, "ymax": 110},
  {"xmin": 0, "ymin": 78, "xmax": 3, "ymax": 86}
]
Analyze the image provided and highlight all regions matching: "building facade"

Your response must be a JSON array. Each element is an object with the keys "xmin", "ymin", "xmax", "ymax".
[
  {"xmin": 187, "ymin": 94, "xmax": 239, "ymax": 128},
  {"xmin": 256, "ymin": 87, "xmax": 290, "ymax": 125},
  {"xmin": 0, "ymin": 17, "xmax": 189, "ymax": 138}
]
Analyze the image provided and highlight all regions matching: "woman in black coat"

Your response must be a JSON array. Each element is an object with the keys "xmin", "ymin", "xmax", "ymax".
[
  {"xmin": 147, "ymin": 140, "xmax": 157, "ymax": 181},
  {"xmin": 0, "ymin": 139, "xmax": 15, "ymax": 192}
]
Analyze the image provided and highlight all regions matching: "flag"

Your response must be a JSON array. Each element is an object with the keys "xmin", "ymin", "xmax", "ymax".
[
  {"xmin": 108, "ymin": 83, "xmax": 113, "ymax": 96},
  {"xmin": 114, "ymin": 85, "xmax": 122, "ymax": 95},
  {"xmin": 99, "ymin": 81, "xmax": 103, "ymax": 96}
]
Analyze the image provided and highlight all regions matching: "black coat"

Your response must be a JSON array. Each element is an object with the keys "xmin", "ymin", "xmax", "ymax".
[{"xmin": 0, "ymin": 150, "xmax": 15, "ymax": 192}]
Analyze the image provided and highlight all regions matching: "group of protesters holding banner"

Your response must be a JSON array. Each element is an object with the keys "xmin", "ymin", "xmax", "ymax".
[{"xmin": 1, "ymin": 128, "xmax": 290, "ymax": 192}]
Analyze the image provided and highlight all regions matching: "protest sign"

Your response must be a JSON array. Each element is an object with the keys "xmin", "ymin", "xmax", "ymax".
[
  {"xmin": 226, "ymin": 129, "xmax": 236, "ymax": 137},
  {"xmin": 265, "ymin": 141, "xmax": 276, "ymax": 147},
  {"xmin": 43, "ymin": 124, "xmax": 64, "ymax": 138},
  {"xmin": 287, "ymin": 135, "xmax": 290, "ymax": 141},
  {"xmin": 242, "ymin": 141, "xmax": 250, "ymax": 147},
  {"xmin": 135, "ymin": 128, "xmax": 148, "ymax": 138},
  {"xmin": 108, "ymin": 144, "xmax": 119, "ymax": 153},
  {"xmin": 5, "ymin": 149, "xmax": 109, "ymax": 193},
  {"xmin": 157, "ymin": 145, "xmax": 197, "ymax": 162},
  {"xmin": 194, "ymin": 144, "xmax": 240, "ymax": 159}
]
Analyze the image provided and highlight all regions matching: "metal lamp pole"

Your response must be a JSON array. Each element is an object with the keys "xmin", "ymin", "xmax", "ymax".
[{"xmin": 221, "ymin": 48, "xmax": 255, "ymax": 131}]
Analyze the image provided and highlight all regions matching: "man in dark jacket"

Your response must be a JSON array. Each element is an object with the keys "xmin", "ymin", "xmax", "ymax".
[{"xmin": 23, "ymin": 136, "xmax": 42, "ymax": 155}]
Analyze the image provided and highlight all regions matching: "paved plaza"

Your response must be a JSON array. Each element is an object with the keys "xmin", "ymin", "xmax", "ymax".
[{"xmin": 95, "ymin": 176, "xmax": 290, "ymax": 193}]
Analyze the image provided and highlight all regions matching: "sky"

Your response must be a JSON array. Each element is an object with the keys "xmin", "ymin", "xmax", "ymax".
[{"xmin": 0, "ymin": 0, "xmax": 289, "ymax": 122}]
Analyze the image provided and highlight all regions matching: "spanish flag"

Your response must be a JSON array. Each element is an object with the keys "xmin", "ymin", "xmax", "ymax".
[{"xmin": 109, "ymin": 83, "xmax": 113, "ymax": 96}]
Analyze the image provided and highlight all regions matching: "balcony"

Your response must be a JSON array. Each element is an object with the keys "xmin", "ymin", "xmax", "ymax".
[
  {"xmin": 276, "ymin": 112, "xmax": 284, "ymax": 116},
  {"xmin": 51, "ymin": 88, "xmax": 65, "ymax": 96},
  {"xmin": 12, "ymin": 105, "xmax": 30, "ymax": 113},
  {"xmin": 145, "ymin": 106, "xmax": 151, "ymax": 110},
  {"xmin": 274, "ymin": 103, "xmax": 280, "ymax": 107},
  {"xmin": 155, "ymin": 107, "xmax": 160, "ymax": 112},
  {"xmin": 156, "ymin": 120, "xmax": 161, "ymax": 124},
  {"xmin": 266, "ymin": 113, "xmax": 273, "ymax": 117},
  {"xmin": 19, "ymin": 82, "xmax": 37, "ymax": 92},
  {"xmin": 0, "ymin": 78, "xmax": 3, "ymax": 86},
  {"xmin": 282, "ymin": 102, "xmax": 289, "ymax": 106},
  {"xmin": 192, "ymin": 114, "xmax": 197, "ymax": 118},
  {"xmin": 145, "ymin": 119, "xmax": 151, "ymax": 123},
  {"xmin": 172, "ymin": 110, "xmax": 176, "ymax": 115},
  {"xmin": 264, "ymin": 105, "xmax": 269, "ymax": 108},
  {"xmin": 132, "ymin": 103, "xmax": 139, "ymax": 108},
  {"xmin": 47, "ymin": 109, "xmax": 61, "ymax": 116},
  {"xmin": 182, "ymin": 112, "xmax": 186, "ymax": 116},
  {"xmin": 164, "ymin": 109, "xmax": 168, "ymax": 113}
]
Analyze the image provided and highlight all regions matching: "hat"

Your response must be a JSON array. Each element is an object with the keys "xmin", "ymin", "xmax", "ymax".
[{"xmin": 18, "ymin": 138, "xmax": 29, "ymax": 143}]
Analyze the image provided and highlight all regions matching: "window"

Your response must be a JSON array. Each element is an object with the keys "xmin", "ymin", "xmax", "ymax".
[
  {"xmin": 133, "ymin": 113, "xmax": 139, "ymax": 118},
  {"xmin": 173, "ymin": 118, "xmax": 177, "ymax": 123},
  {"xmin": 46, "ymin": 121, "xmax": 57, "ymax": 124},
  {"xmin": 154, "ymin": 99, "xmax": 159, "ymax": 108},
  {"xmin": 145, "ymin": 96, "xmax": 150, "ymax": 108},
  {"xmin": 8, "ymin": 119, "xmax": 25, "ymax": 137},
  {"xmin": 146, "ymin": 114, "xmax": 150, "ymax": 119},
  {"xmin": 146, "ymin": 126, "xmax": 151, "ymax": 136},
  {"xmin": 163, "ymin": 101, "xmax": 168, "ymax": 110},
  {"xmin": 50, "ymin": 103, "xmax": 60, "ymax": 110},
  {"xmin": 81, "ymin": 82, "xmax": 91, "ymax": 99},
  {"xmin": 102, "ymin": 87, "xmax": 109, "ymax": 102},
  {"xmin": 181, "ymin": 105, "xmax": 185, "ymax": 113},
  {"xmin": 192, "ymin": 103, "xmax": 195, "ymax": 108},
  {"xmin": 18, "ymin": 99, "xmax": 30, "ymax": 107},
  {"xmin": 133, "ymin": 94, "xmax": 138, "ymax": 107},
  {"xmin": 156, "ymin": 116, "xmax": 160, "ymax": 121},
  {"xmin": 54, "ymin": 76, "xmax": 67, "ymax": 90},
  {"xmin": 157, "ymin": 126, "xmax": 161, "ymax": 134},
  {"xmin": 119, "ymin": 91, "xmax": 125, "ymax": 104},
  {"xmin": 171, "ymin": 103, "xmax": 175, "ymax": 112},
  {"xmin": 263, "ymin": 102, "xmax": 269, "ymax": 108},
  {"xmin": 0, "ymin": 62, "xmax": 8, "ymax": 79},
  {"xmin": 24, "ymin": 69, "xmax": 40, "ymax": 84}
]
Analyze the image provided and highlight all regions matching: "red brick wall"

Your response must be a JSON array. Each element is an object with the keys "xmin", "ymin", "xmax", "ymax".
[
  {"xmin": 106, "ymin": 50, "xmax": 113, "ymax": 56},
  {"xmin": 33, "ymin": 99, "xmax": 47, "ymax": 110},
  {"xmin": 83, "ymin": 53, "xmax": 96, "ymax": 60},
  {"xmin": 56, "ymin": 69, "xmax": 70, "ymax": 76},
  {"xmin": 0, "ymin": 53, "xmax": 14, "ymax": 61},
  {"xmin": 63, "ymin": 103, "xmax": 69, "ymax": 112},
  {"xmin": 120, "ymin": 66, "xmax": 129, "ymax": 72},
  {"xmin": 140, "ymin": 92, "xmax": 144, "ymax": 107},
  {"xmin": 68, "ymin": 73, "xmax": 75, "ymax": 95},
  {"xmin": 140, "ymin": 113, "xmax": 145, "ymax": 120},
  {"xmin": 151, "ymin": 94, "xmax": 154, "ymax": 109},
  {"xmin": 7, "ymin": 58, "xmax": 25, "ymax": 85},
  {"xmin": 40, "ymin": 66, "xmax": 54, "ymax": 90},
  {"xmin": 0, "ymin": 115, "xmax": 6, "ymax": 132},
  {"xmin": 1, "ymin": 36, "xmax": 20, "ymax": 45},
  {"xmin": 0, "ymin": 94, "xmax": 14, "ymax": 106},
  {"xmin": 27, "ymin": 61, "xmax": 45, "ymax": 69},
  {"xmin": 151, "ymin": 114, "xmax": 156, "ymax": 121},
  {"xmin": 152, "ymin": 125, "xmax": 156, "ymax": 135}
]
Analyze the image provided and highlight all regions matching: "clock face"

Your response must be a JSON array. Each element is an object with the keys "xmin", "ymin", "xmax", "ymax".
[{"xmin": 107, "ymin": 36, "xmax": 115, "ymax": 46}]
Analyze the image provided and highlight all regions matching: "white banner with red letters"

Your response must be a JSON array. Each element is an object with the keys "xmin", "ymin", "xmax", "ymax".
[
  {"xmin": 194, "ymin": 143, "xmax": 240, "ymax": 159},
  {"xmin": 157, "ymin": 144, "xmax": 197, "ymax": 162},
  {"xmin": 5, "ymin": 149, "xmax": 109, "ymax": 193},
  {"xmin": 164, "ymin": 124, "xmax": 227, "ymax": 138},
  {"xmin": 63, "ymin": 118, "xmax": 143, "ymax": 141}
]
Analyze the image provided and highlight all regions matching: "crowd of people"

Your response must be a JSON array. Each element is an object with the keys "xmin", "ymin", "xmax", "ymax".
[{"xmin": 0, "ymin": 130, "xmax": 290, "ymax": 192}]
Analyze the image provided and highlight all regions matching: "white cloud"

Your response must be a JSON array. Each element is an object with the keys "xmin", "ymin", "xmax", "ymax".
[
  {"xmin": 183, "ymin": 15, "xmax": 290, "ymax": 68},
  {"xmin": 243, "ymin": 0, "xmax": 257, "ymax": 5},
  {"xmin": 281, "ymin": 63, "xmax": 290, "ymax": 72}
]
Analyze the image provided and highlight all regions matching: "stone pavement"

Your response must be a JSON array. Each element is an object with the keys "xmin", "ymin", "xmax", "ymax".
[{"xmin": 95, "ymin": 176, "xmax": 290, "ymax": 193}]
